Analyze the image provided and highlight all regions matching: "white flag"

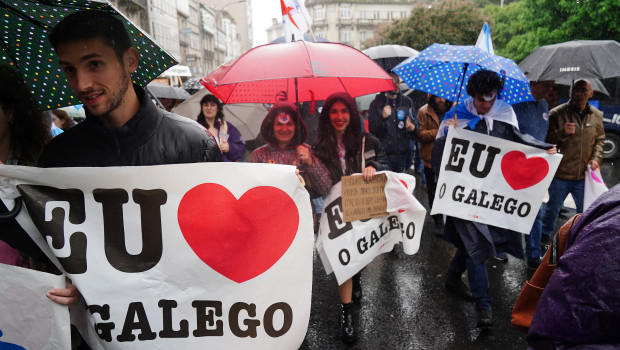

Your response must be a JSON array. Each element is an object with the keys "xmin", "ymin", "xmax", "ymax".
[
  {"xmin": 281, "ymin": 0, "xmax": 312, "ymax": 42},
  {"xmin": 475, "ymin": 22, "xmax": 494, "ymax": 55}
]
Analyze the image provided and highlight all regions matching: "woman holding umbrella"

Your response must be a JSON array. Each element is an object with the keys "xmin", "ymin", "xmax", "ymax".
[
  {"xmin": 196, "ymin": 94, "xmax": 246, "ymax": 162},
  {"xmin": 249, "ymin": 103, "xmax": 332, "ymax": 205},
  {"xmin": 313, "ymin": 92, "xmax": 389, "ymax": 345}
]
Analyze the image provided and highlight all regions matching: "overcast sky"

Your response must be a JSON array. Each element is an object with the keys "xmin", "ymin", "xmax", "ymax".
[{"xmin": 251, "ymin": 0, "xmax": 281, "ymax": 47}]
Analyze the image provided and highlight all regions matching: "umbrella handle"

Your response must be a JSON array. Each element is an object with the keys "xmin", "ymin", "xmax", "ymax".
[{"xmin": 454, "ymin": 63, "xmax": 469, "ymax": 112}]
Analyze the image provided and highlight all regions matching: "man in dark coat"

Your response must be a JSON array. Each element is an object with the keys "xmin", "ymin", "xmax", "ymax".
[
  {"xmin": 38, "ymin": 10, "xmax": 221, "ymax": 309},
  {"xmin": 368, "ymin": 72, "xmax": 416, "ymax": 172},
  {"xmin": 527, "ymin": 184, "xmax": 620, "ymax": 349},
  {"xmin": 432, "ymin": 70, "xmax": 554, "ymax": 330}
]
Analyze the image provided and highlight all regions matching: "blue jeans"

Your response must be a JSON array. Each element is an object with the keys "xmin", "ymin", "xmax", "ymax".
[
  {"xmin": 448, "ymin": 248, "xmax": 491, "ymax": 310},
  {"xmin": 542, "ymin": 178, "xmax": 584, "ymax": 237},
  {"xmin": 525, "ymin": 206, "xmax": 544, "ymax": 261}
]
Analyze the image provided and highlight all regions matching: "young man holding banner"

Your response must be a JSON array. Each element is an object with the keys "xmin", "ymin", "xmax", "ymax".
[{"xmin": 432, "ymin": 70, "xmax": 556, "ymax": 329}]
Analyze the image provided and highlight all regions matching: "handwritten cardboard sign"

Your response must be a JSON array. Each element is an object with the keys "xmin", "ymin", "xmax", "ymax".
[
  {"xmin": 341, "ymin": 173, "xmax": 388, "ymax": 222},
  {"xmin": 316, "ymin": 172, "xmax": 426, "ymax": 285}
]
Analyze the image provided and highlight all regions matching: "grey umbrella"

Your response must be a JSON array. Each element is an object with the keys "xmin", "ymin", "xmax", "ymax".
[
  {"xmin": 146, "ymin": 82, "xmax": 191, "ymax": 100},
  {"xmin": 555, "ymin": 78, "xmax": 609, "ymax": 96},
  {"xmin": 519, "ymin": 40, "xmax": 620, "ymax": 81},
  {"xmin": 362, "ymin": 44, "xmax": 419, "ymax": 72}
]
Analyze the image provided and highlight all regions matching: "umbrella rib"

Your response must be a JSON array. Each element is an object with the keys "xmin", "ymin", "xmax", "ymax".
[
  {"xmin": 0, "ymin": 39, "xmax": 20, "ymax": 72},
  {"xmin": 0, "ymin": 2, "xmax": 50, "ymax": 30}
]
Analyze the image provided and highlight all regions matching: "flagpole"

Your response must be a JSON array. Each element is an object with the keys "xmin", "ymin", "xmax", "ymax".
[{"xmin": 307, "ymin": 22, "xmax": 317, "ymax": 42}]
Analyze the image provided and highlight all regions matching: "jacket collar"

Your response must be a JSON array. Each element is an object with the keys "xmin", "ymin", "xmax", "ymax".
[{"xmin": 83, "ymin": 84, "xmax": 163, "ymax": 148}]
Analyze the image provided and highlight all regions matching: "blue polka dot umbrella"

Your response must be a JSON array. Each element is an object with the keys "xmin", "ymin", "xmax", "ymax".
[
  {"xmin": 393, "ymin": 43, "xmax": 533, "ymax": 104},
  {"xmin": 0, "ymin": 0, "xmax": 177, "ymax": 110}
]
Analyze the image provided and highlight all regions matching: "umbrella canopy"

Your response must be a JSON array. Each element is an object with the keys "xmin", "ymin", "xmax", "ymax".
[
  {"xmin": 182, "ymin": 76, "xmax": 204, "ymax": 94},
  {"xmin": 519, "ymin": 40, "xmax": 620, "ymax": 82},
  {"xmin": 362, "ymin": 44, "xmax": 419, "ymax": 72},
  {"xmin": 171, "ymin": 89, "xmax": 267, "ymax": 142},
  {"xmin": 201, "ymin": 40, "xmax": 395, "ymax": 104},
  {"xmin": 146, "ymin": 82, "xmax": 191, "ymax": 100},
  {"xmin": 555, "ymin": 78, "xmax": 609, "ymax": 96},
  {"xmin": 393, "ymin": 43, "xmax": 533, "ymax": 104},
  {"xmin": 0, "ymin": 0, "xmax": 177, "ymax": 110}
]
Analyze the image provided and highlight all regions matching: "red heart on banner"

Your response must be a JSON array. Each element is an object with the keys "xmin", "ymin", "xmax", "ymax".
[
  {"xmin": 501, "ymin": 151, "xmax": 549, "ymax": 190},
  {"xmin": 178, "ymin": 183, "xmax": 299, "ymax": 283}
]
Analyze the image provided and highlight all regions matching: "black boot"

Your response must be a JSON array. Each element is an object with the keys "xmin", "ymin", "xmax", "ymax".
[
  {"xmin": 352, "ymin": 273, "xmax": 362, "ymax": 306},
  {"xmin": 340, "ymin": 302, "xmax": 356, "ymax": 344},
  {"xmin": 476, "ymin": 308, "xmax": 493, "ymax": 328}
]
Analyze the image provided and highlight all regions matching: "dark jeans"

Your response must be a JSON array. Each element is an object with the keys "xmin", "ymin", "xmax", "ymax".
[
  {"xmin": 525, "ymin": 206, "xmax": 544, "ymax": 261},
  {"xmin": 448, "ymin": 248, "xmax": 491, "ymax": 310},
  {"xmin": 542, "ymin": 178, "xmax": 584, "ymax": 237},
  {"xmin": 424, "ymin": 166, "xmax": 437, "ymax": 209},
  {"xmin": 388, "ymin": 155, "xmax": 408, "ymax": 173}
]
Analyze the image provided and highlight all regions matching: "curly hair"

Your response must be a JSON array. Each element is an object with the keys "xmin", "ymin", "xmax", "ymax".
[
  {"xmin": 466, "ymin": 70, "xmax": 502, "ymax": 98},
  {"xmin": 196, "ymin": 94, "xmax": 224, "ymax": 128},
  {"xmin": 0, "ymin": 65, "xmax": 51, "ymax": 164},
  {"xmin": 313, "ymin": 92, "xmax": 363, "ymax": 183}
]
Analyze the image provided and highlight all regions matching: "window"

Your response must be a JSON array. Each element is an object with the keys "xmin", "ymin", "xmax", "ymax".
[
  {"xmin": 359, "ymin": 31, "xmax": 367, "ymax": 42},
  {"xmin": 340, "ymin": 29, "xmax": 351, "ymax": 42},
  {"xmin": 373, "ymin": 11, "xmax": 380, "ymax": 19},
  {"xmin": 401, "ymin": 11, "xmax": 408, "ymax": 18},
  {"xmin": 340, "ymin": 6, "xmax": 351, "ymax": 19},
  {"xmin": 359, "ymin": 11, "xmax": 366, "ymax": 19},
  {"xmin": 387, "ymin": 11, "xmax": 393, "ymax": 20},
  {"xmin": 314, "ymin": 6, "xmax": 324, "ymax": 20}
]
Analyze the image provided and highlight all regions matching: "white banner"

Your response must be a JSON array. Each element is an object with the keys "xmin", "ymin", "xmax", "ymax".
[
  {"xmin": 0, "ymin": 264, "xmax": 70, "ymax": 350},
  {"xmin": 431, "ymin": 127, "xmax": 562, "ymax": 234},
  {"xmin": 0, "ymin": 163, "xmax": 313, "ymax": 350},
  {"xmin": 316, "ymin": 172, "xmax": 426, "ymax": 285}
]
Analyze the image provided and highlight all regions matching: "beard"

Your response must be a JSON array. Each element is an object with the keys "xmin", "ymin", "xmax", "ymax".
[{"xmin": 85, "ymin": 73, "xmax": 131, "ymax": 118}]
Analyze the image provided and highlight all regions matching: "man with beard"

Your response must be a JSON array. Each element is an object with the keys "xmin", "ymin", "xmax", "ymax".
[
  {"xmin": 39, "ymin": 10, "xmax": 221, "ymax": 167},
  {"xmin": 37, "ymin": 10, "xmax": 221, "ymax": 310}
]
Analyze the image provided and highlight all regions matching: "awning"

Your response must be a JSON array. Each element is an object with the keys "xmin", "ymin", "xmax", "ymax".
[{"xmin": 161, "ymin": 65, "xmax": 192, "ymax": 77}]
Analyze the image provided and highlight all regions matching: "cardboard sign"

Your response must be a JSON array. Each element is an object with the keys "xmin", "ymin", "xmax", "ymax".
[
  {"xmin": 431, "ymin": 127, "xmax": 562, "ymax": 234},
  {"xmin": 316, "ymin": 172, "xmax": 426, "ymax": 285},
  {"xmin": 341, "ymin": 173, "xmax": 388, "ymax": 222},
  {"xmin": 0, "ymin": 163, "xmax": 313, "ymax": 350},
  {"xmin": 0, "ymin": 263, "xmax": 70, "ymax": 350}
]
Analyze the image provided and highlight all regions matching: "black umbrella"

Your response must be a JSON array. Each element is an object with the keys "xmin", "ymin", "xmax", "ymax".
[
  {"xmin": 146, "ymin": 83, "xmax": 191, "ymax": 100},
  {"xmin": 362, "ymin": 44, "xmax": 419, "ymax": 72},
  {"xmin": 519, "ymin": 40, "xmax": 620, "ymax": 82},
  {"xmin": 0, "ymin": 0, "xmax": 177, "ymax": 110}
]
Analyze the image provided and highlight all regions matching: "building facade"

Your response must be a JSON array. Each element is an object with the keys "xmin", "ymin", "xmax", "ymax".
[
  {"xmin": 306, "ymin": 0, "xmax": 417, "ymax": 49},
  {"xmin": 108, "ymin": 0, "xmax": 244, "ymax": 80}
]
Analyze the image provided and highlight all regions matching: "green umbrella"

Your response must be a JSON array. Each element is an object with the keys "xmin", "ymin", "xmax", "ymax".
[{"xmin": 0, "ymin": 0, "xmax": 177, "ymax": 110}]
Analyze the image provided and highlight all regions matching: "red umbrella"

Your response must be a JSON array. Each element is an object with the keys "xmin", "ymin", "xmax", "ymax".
[{"xmin": 201, "ymin": 41, "xmax": 395, "ymax": 104}]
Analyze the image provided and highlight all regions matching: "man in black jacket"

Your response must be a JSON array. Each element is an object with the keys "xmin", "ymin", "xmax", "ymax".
[
  {"xmin": 37, "ymin": 10, "xmax": 221, "ymax": 310},
  {"xmin": 368, "ymin": 72, "xmax": 416, "ymax": 172}
]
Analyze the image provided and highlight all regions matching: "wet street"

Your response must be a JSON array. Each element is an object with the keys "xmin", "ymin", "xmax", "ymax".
[{"xmin": 299, "ymin": 159, "xmax": 619, "ymax": 350}]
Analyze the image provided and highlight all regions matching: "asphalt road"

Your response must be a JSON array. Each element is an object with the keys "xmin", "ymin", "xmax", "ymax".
[{"xmin": 299, "ymin": 158, "xmax": 619, "ymax": 350}]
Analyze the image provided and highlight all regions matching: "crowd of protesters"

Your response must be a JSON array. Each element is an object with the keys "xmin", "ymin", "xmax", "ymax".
[{"xmin": 0, "ymin": 7, "xmax": 616, "ymax": 350}]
